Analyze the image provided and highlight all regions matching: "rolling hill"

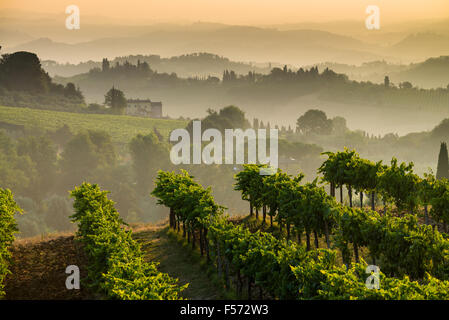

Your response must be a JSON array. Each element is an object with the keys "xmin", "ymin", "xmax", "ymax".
[
  {"xmin": 390, "ymin": 33, "xmax": 449, "ymax": 60},
  {"xmin": 41, "ymin": 52, "xmax": 272, "ymax": 78},
  {"xmin": 315, "ymin": 56, "xmax": 449, "ymax": 89},
  {"xmin": 0, "ymin": 105, "xmax": 187, "ymax": 145},
  {"xmin": 393, "ymin": 56, "xmax": 449, "ymax": 88},
  {"xmin": 4, "ymin": 26, "xmax": 381, "ymax": 65}
]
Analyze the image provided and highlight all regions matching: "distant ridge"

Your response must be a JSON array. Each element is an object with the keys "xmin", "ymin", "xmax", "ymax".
[{"xmin": 4, "ymin": 26, "xmax": 379, "ymax": 65}]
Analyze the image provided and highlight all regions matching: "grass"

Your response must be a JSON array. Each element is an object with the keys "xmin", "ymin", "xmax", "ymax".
[
  {"xmin": 0, "ymin": 105, "xmax": 187, "ymax": 145},
  {"xmin": 133, "ymin": 226, "xmax": 228, "ymax": 300}
]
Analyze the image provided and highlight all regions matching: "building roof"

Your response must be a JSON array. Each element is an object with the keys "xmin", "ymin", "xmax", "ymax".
[{"xmin": 151, "ymin": 101, "xmax": 162, "ymax": 107}]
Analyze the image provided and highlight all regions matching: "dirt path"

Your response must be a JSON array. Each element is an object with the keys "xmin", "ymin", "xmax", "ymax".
[{"xmin": 133, "ymin": 227, "xmax": 223, "ymax": 300}]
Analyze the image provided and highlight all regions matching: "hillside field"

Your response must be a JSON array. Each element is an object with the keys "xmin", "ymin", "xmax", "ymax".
[{"xmin": 0, "ymin": 105, "xmax": 188, "ymax": 144}]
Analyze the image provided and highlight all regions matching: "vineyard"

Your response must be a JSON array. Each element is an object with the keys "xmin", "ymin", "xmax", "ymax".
[
  {"xmin": 0, "ymin": 189, "xmax": 22, "ymax": 298},
  {"xmin": 0, "ymin": 105, "xmax": 186, "ymax": 145},
  {"xmin": 3, "ymin": 148, "xmax": 449, "ymax": 299},
  {"xmin": 150, "ymin": 157, "xmax": 449, "ymax": 300},
  {"xmin": 3, "ymin": 0, "xmax": 449, "ymax": 308},
  {"xmin": 70, "ymin": 183, "xmax": 187, "ymax": 299}
]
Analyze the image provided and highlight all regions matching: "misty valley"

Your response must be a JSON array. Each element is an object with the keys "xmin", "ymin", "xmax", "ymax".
[{"xmin": 2, "ymin": 1, "xmax": 449, "ymax": 305}]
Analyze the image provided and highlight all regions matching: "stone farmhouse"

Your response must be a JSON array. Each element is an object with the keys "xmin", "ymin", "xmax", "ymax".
[{"xmin": 126, "ymin": 99, "xmax": 162, "ymax": 118}]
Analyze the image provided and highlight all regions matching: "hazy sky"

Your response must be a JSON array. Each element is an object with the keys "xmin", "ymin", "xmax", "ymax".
[{"xmin": 1, "ymin": 0, "xmax": 449, "ymax": 25}]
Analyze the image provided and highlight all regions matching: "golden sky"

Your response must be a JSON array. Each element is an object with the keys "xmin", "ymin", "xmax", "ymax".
[{"xmin": 1, "ymin": 0, "xmax": 449, "ymax": 24}]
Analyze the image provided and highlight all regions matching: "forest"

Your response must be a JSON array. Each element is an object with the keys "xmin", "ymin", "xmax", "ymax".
[{"xmin": 0, "ymin": 49, "xmax": 448, "ymax": 238}]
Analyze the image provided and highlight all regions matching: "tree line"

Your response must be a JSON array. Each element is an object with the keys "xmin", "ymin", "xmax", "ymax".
[{"xmin": 0, "ymin": 51, "xmax": 85, "ymax": 111}]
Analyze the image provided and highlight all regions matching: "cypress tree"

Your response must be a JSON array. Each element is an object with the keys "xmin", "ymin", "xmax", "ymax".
[{"xmin": 436, "ymin": 142, "xmax": 449, "ymax": 180}]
